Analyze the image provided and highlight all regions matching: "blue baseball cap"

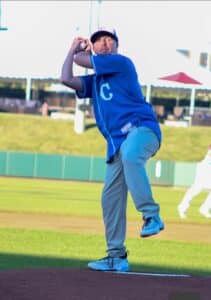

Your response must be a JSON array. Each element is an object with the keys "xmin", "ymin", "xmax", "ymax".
[{"xmin": 90, "ymin": 27, "xmax": 118, "ymax": 44}]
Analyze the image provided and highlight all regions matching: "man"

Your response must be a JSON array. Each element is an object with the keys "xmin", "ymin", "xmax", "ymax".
[
  {"xmin": 178, "ymin": 145, "xmax": 211, "ymax": 219},
  {"xmin": 60, "ymin": 27, "xmax": 164, "ymax": 272}
]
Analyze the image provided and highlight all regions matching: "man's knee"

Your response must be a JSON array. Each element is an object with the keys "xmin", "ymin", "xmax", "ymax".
[{"xmin": 121, "ymin": 149, "xmax": 146, "ymax": 166}]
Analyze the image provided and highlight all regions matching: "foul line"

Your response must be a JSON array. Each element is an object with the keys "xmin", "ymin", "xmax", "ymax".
[{"xmin": 114, "ymin": 271, "xmax": 191, "ymax": 277}]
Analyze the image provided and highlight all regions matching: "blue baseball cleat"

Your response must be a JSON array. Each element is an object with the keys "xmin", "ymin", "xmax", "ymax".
[
  {"xmin": 88, "ymin": 254, "xmax": 130, "ymax": 272},
  {"xmin": 141, "ymin": 215, "xmax": 164, "ymax": 237}
]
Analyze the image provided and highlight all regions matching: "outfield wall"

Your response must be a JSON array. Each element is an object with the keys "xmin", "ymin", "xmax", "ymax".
[{"xmin": 0, "ymin": 151, "xmax": 196, "ymax": 187}]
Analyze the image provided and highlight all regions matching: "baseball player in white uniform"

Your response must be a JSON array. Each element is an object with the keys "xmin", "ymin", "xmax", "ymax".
[{"xmin": 178, "ymin": 145, "xmax": 211, "ymax": 218}]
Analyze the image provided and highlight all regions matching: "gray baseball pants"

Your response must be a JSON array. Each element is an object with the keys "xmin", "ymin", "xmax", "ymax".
[{"xmin": 101, "ymin": 126, "xmax": 160, "ymax": 257}]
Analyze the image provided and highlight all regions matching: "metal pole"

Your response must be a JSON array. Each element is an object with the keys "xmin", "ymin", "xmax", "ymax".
[
  {"xmin": 0, "ymin": 0, "xmax": 2, "ymax": 28},
  {"xmin": 146, "ymin": 84, "xmax": 151, "ymax": 103},
  {"xmin": 74, "ymin": 1, "xmax": 95, "ymax": 134},
  {"xmin": 74, "ymin": 1, "xmax": 103, "ymax": 133},
  {"xmin": 0, "ymin": 0, "xmax": 8, "ymax": 31},
  {"xmin": 89, "ymin": 0, "xmax": 93, "ymax": 36},
  {"xmin": 189, "ymin": 87, "xmax": 195, "ymax": 116},
  {"xmin": 97, "ymin": 0, "xmax": 103, "ymax": 28},
  {"xmin": 25, "ymin": 77, "xmax": 32, "ymax": 101}
]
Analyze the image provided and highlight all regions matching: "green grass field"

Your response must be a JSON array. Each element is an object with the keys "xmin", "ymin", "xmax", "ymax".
[
  {"xmin": 1, "ymin": 113, "xmax": 211, "ymax": 161},
  {"xmin": 1, "ymin": 113, "xmax": 211, "ymax": 276},
  {"xmin": 0, "ymin": 177, "xmax": 211, "ymax": 276}
]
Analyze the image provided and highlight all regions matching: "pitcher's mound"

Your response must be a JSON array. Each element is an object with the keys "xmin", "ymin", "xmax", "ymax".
[{"xmin": 0, "ymin": 268, "xmax": 210, "ymax": 300}]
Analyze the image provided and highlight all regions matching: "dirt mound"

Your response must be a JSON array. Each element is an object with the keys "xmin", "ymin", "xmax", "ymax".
[{"xmin": 0, "ymin": 268, "xmax": 210, "ymax": 300}]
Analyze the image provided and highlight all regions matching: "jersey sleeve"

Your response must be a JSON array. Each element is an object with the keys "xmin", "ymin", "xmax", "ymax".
[
  {"xmin": 91, "ymin": 54, "xmax": 130, "ymax": 76},
  {"xmin": 76, "ymin": 74, "xmax": 94, "ymax": 99}
]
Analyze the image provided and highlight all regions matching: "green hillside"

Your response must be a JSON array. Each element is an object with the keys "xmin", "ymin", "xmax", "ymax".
[{"xmin": 1, "ymin": 113, "xmax": 211, "ymax": 162}]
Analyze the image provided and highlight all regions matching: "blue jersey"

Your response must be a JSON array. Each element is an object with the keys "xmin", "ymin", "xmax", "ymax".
[{"xmin": 77, "ymin": 53, "xmax": 161, "ymax": 163}]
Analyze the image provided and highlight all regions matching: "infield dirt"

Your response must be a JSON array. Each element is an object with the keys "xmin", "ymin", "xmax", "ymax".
[{"xmin": 0, "ymin": 211, "xmax": 210, "ymax": 243}]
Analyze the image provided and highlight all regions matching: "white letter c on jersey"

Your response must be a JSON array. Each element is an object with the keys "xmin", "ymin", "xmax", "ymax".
[{"xmin": 100, "ymin": 83, "xmax": 113, "ymax": 101}]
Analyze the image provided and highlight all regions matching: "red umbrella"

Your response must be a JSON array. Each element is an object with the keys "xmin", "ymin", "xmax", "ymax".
[
  {"xmin": 159, "ymin": 72, "xmax": 202, "ymax": 85},
  {"xmin": 158, "ymin": 72, "xmax": 202, "ymax": 116}
]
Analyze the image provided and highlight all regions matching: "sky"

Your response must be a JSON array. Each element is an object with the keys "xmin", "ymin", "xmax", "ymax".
[{"xmin": 1, "ymin": 0, "xmax": 211, "ymax": 80}]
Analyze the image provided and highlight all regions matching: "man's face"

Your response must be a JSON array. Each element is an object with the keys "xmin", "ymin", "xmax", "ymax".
[{"xmin": 92, "ymin": 35, "xmax": 118, "ymax": 54}]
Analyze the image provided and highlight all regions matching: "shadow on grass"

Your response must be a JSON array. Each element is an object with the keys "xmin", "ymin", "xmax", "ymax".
[
  {"xmin": 85, "ymin": 123, "xmax": 97, "ymax": 130},
  {"xmin": 0, "ymin": 252, "xmax": 210, "ymax": 277}
]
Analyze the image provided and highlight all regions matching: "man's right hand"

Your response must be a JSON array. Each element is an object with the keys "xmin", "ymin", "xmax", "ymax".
[{"xmin": 70, "ymin": 37, "xmax": 91, "ymax": 54}]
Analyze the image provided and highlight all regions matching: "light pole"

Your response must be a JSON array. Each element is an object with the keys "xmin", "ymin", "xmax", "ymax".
[
  {"xmin": 74, "ymin": 0, "xmax": 103, "ymax": 134},
  {"xmin": 74, "ymin": 25, "xmax": 86, "ymax": 134},
  {"xmin": 89, "ymin": 0, "xmax": 103, "ymax": 33},
  {"xmin": 97, "ymin": 0, "xmax": 103, "ymax": 28},
  {"xmin": 0, "ymin": 0, "xmax": 8, "ymax": 31}
]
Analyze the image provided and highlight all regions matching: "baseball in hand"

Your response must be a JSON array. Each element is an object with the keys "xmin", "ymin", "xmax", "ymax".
[{"xmin": 79, "ymin": 41, "xmax": 86, "ymax": 50}]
